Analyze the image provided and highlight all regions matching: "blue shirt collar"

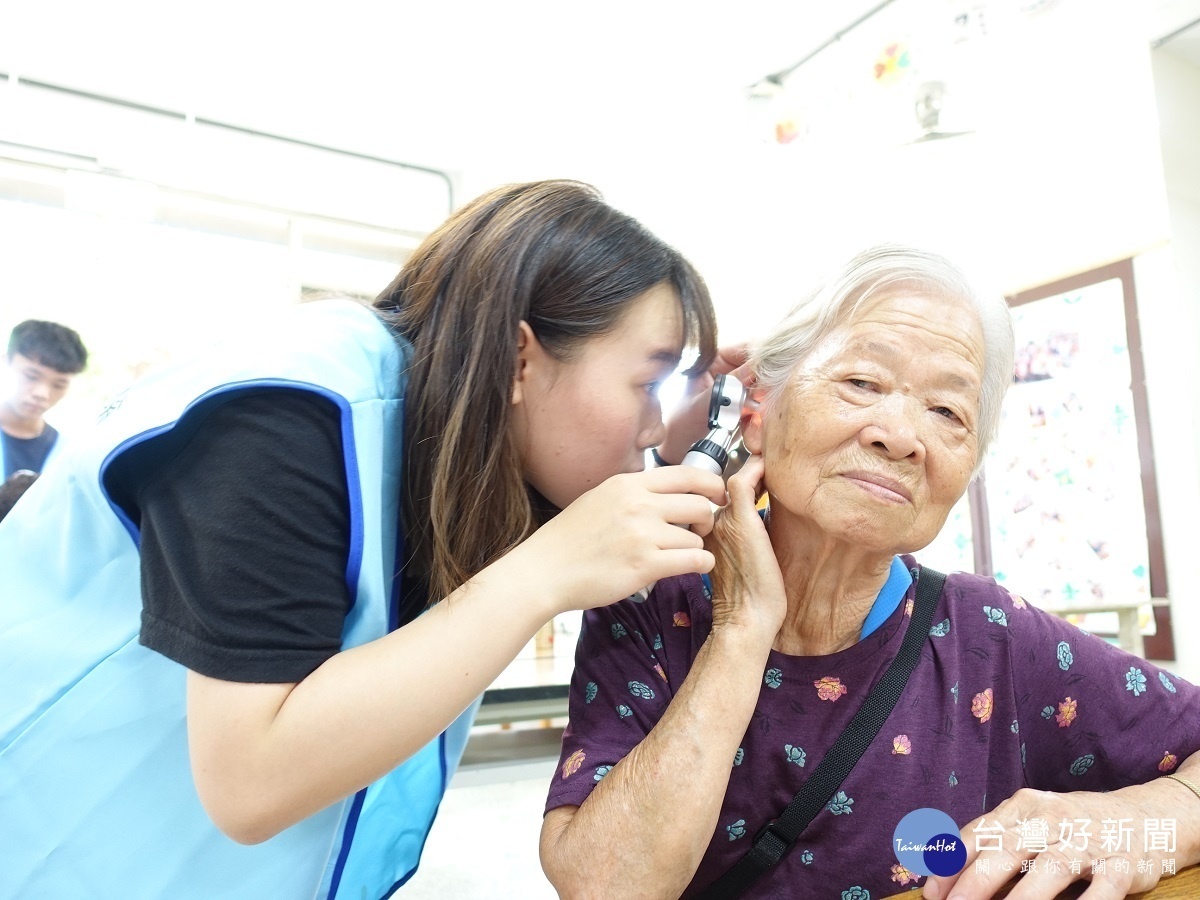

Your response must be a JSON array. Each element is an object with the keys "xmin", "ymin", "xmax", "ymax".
[{"xmin": 859, "ymin": 556, "xmax": 913, "ymax": 641}]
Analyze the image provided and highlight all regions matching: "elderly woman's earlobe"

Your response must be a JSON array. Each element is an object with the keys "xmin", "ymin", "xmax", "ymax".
[{"xmin": 741, "ymin": 390, "xmax": 767, "ymax": 455}]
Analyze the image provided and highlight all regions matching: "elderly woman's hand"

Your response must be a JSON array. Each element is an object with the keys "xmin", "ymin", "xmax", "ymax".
[
  {"xmin": 924, "ymin": 775, "xmax": 1200, "ymax": 899},
  {"xmin": 703, "ymin": 453, "xmax": 786, "ymax": 645}
]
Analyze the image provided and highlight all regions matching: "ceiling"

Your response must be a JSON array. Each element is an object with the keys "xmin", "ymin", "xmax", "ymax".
[
  {"xmin": 1150, "ymin": 0, "xmax": 1200, "ymax": 64},
  {"xmin": 2, "ymin": 1, "xmax": 1197, "ymax": 204},
  {"xmin": 1, "ymin": 1, "xmax": 893, "ymax": 194},
  {"xmin": 2, "ymin": 0, "xmax": 1198, "ymax": 319}
]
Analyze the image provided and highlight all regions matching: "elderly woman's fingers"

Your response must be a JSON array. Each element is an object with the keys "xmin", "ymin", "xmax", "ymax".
[
  {"xmin": 703, "ymin": 454, "xmax": 786, "ymax": 642},
  {"xmin": 927, "ymin": 786, "xmax": 1170, "ymax": 900},
  {"xmin": 724, "ymin": 453, "xmax": 766, "ymax": 514}
]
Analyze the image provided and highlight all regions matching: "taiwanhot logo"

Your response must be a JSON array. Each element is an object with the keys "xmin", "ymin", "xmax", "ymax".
[{"xmin": 892, "ymin": 807, "xmax": 967, "ymax": 878}]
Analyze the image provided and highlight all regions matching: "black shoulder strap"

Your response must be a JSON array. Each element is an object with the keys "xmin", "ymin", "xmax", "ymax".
[{"xmin": 697, "ymin": 565, "xmax": 947, "ymax": 900}]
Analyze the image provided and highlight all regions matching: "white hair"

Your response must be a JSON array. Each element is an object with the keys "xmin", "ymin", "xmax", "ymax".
[{"xmin": 750, "ymin": 244, "xmax": 1015, "ymax": 471}]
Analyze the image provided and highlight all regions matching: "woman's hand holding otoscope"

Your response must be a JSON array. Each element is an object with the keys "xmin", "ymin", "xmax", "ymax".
[{"xmin": 624, "ymin": 370, "xmax": 759, "ymax": 603}]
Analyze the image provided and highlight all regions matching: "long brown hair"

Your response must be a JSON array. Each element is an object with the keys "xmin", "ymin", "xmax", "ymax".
[{"xmin": 374, "ymin": 180, "xmax": 717, "ymax": 606}]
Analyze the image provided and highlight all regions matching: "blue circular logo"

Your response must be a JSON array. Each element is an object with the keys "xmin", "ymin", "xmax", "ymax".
[{"xmin": 893, "ymin": 808, "xmax": 966, "ymax": 877}]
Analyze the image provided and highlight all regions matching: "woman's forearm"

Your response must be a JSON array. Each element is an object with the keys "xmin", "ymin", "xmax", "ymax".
[
  {"xmin": 190, "ymin": 465, "xmax": 728, "ymax": 843},
  {"xmin": 188, "ymin": 552, "xmax": 556, "ymax": 844},
  {"xmin": 541, "ymin": 625, "xmax": 774, "ymax": 899}
]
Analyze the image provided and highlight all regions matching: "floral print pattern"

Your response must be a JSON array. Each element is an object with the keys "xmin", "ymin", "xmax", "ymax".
[
  {"xmin": 826, "ymin": 791, "xmax": 854, "ymax": 815},
  {"xmin": 972, "ymin": 688, "xmax": 994, "ymax": 723},
  {"xmin": 628, "ymin": 681, "xmax": 655, "ymax": 700},
  {"xmin": 1055, "ymin": 697, "xmax": 1077, "ymax": 728},
  {"xmin": 815, "ymin": 676, "xmax": 848, "ymax": 701},
  {"xmin": 1057, "ymin": 641, "xmax": 1073, "ymax": 671},
  {"xmin": 984, "ymin": 605, "xmax": 1008, "ymax": 626},
  {"xmin": 562, "ymin": 750, "xmax": 585, "ymax": 779},
  {"xmin": 785, "ymin": 744, "xmax": 807, "ymax": 766},
  {"xmin": 548, "ymin": 565, "xmax": 1200, "ymax": 900}
]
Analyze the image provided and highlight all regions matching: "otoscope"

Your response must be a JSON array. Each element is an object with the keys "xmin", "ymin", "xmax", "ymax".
[
  {"xmin": 630, "ymin": 373, "xmax": 756, "ymax": 601},
  {"xmin": 679, "ymin": 373, "xmax": 755, "ymax": 476}
]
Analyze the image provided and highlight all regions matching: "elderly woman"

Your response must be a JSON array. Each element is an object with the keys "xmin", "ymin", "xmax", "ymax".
[{"xmin": 540, "ymin": 246, "xmax": 1200, "ymax": 900}]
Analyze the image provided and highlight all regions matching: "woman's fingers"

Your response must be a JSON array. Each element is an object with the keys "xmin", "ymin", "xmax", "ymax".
[
  {"xmin": 519, "ymin": 467, "xmax": 729, "ymax": 612},
  {"xmin": 642, "ymin": 465, "xmax": 728, "ymax": 508},
  {"xmin": 711, "ymin": 342, "xmax": 751, "ymax": 376}
]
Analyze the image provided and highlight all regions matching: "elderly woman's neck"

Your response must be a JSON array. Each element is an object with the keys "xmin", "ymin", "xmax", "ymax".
[{"xmin": 767, "ymin": 516, "xmax": 896, "ymax": 657}]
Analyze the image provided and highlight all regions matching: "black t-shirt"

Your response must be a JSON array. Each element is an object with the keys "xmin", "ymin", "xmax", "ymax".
[
  {"xmin": 104, "ymin": 389, "xmax": 353, "ymax": 683},
  {"xmin": 2, "ymin": 423, "xmax": 59, "ymax": 477}
]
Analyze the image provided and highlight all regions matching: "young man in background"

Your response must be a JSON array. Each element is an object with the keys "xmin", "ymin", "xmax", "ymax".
[{"xmin": 1, "ymin": 319, "xmax": 88, "ymax": 478}]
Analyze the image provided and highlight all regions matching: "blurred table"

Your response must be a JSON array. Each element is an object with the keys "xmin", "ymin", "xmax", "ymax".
[
  {"xmin": 1036, "ymin": 597, "xmax": 1169, "ymax": 658},
  {"xmin": 879, "ymin": 863, "xmax": 1199, "ymax": 899},
  {"xmin": 477, "ymin": 650, "xmax": 572, "ymax": 727}
]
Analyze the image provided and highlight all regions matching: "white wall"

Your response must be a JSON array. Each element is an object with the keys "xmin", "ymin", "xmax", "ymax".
[
  {"xmin": 1151, "ymin": 46, "xmax": 1200, "ymax": 350},
  {"xmin": 2, "ymin": 0, "xmax": 1194, "ymax": 669},
  {"xmin": 610, "ymin": 0, "xmax": 1199, "ymax": 671},
  {"xmin": 0, "ymin": 195, "xmax": 403, "ymax": 432},
  {"xmin": 1143, "ymin": 45, "xmax": 1200, "ymax": 680},
  {"xmin": 481, "ymin": 0, "xmax": 1174, "ymax": 350}
]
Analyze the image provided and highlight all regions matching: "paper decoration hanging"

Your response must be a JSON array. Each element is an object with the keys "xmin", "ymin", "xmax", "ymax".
[
  {"xmin": 873, "ymin": 42, "xmax": 911, "ymax": 83},
  {"xmin": 775, "ymin": 117, "xmax": 802, "ymax": 144}
]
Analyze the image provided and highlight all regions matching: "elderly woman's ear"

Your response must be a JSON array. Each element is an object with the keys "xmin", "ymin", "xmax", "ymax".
[{"xmin": 740, "ymin": 385, "xmax": 769, "ymax": 455}]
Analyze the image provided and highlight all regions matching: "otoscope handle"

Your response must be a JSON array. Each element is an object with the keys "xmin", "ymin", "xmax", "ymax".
[{"xmin": 681, "ymin": 439, "xmax": 729, "ymax": 476}]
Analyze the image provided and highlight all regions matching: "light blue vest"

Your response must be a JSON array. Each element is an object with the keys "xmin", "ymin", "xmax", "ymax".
[{"xmin": 0, "ymin": 299, "xmax": 477, "ymax": 899}]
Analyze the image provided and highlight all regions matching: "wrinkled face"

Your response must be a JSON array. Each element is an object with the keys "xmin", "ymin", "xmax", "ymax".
[
  {"xmin": 2, "ymin": 353, "xmax": 73, "ymax": 424},
  {"xmin": 512, "ymin": 283, "xmax": 684, "ymax": 510},
  {"xmin": 745, "ymin": 290, "xmax": 985, "ymax": 554}
]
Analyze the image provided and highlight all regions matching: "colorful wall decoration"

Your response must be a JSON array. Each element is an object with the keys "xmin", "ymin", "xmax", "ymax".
[{"xmin": 982, "ymin": 277, "xmax": 1153, "ymax": 636}]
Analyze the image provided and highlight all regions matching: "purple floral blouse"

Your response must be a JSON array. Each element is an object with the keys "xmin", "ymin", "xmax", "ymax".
[{"xmin": 545, "ymin": 557, "xmax": 1200, "ymax": 899}]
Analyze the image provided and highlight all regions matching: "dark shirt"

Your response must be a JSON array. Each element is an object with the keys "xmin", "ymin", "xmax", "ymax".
[
  {"xmin": 546, "ymin": 565, "xmax": 1200, "ymax": 899},
  {"xmin": 2, "ymin": 423, "xmax": 58, "ymax": 477},
  {"xmin": 103, "ymin": 389, "xmax": 353, "ymax": 683}
]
